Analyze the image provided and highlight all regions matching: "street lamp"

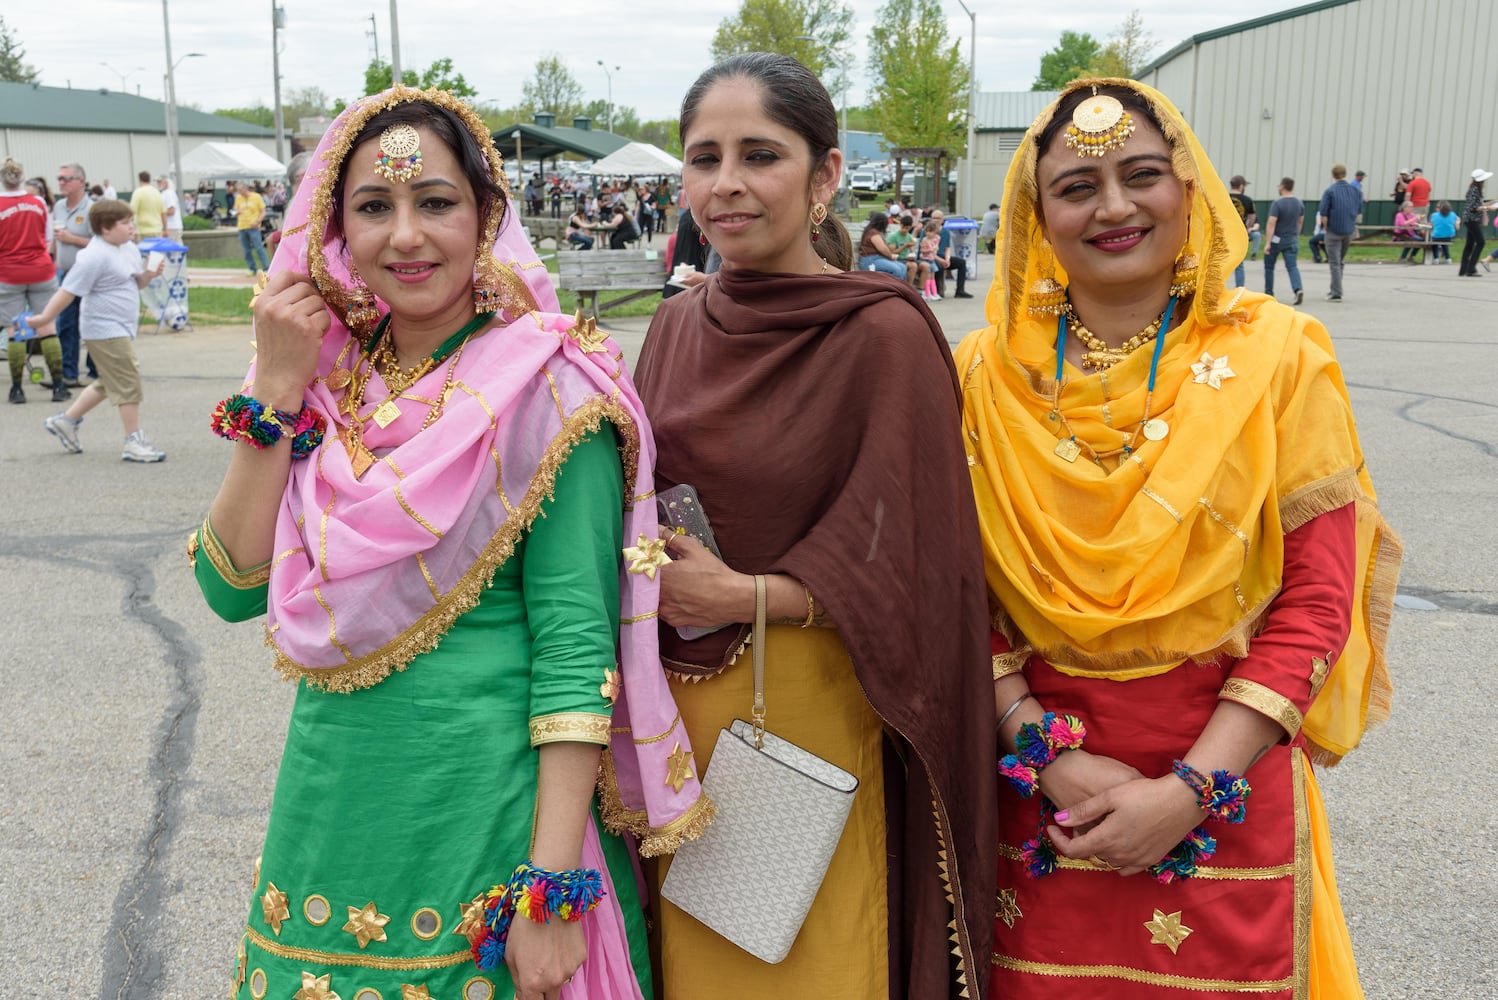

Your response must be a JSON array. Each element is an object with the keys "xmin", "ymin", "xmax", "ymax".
[
  {"xmin": 101, "ymin": 62, "xmax": 146, "ymax": 93},
  {"xmin": 161, "ymin": 25, "xmax": 206, "ymax": 199},
  {"xmin": 596, "ymin": 61, "xmax": 619, "ymax": 133},
  {"xmin": 953, "ymin": 0, "xmax": 977, "ymax": 218}
]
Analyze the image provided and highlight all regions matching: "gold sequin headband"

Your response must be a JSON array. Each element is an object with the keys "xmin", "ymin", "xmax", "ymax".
[
  {"xmin": 1064, "ymin": 91, "xmax": 1135, "ymax": 158},
  {"xmin": 375, "ymin": 123, "xmax": 424, "ymax": 183}
]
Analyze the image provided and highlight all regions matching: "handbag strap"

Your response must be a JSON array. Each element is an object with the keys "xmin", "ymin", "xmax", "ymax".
[{"xmin": 752, "ymin": 574, "xmax": 766, "ymax": 749}]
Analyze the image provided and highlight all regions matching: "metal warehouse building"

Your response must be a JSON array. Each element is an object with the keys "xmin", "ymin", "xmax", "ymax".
[{"xmin": 0, "ymin": 81, "xmax": 277, "ymax": 190}]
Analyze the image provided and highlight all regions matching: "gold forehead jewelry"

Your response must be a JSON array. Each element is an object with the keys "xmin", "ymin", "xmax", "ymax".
[
  {"xmin": 374, "ymin": 123, "xmax": 424, "ymax": 183},
  {"xmin": 1064, "ymin": 92, "xmax": 1135, "ymax": 158}
]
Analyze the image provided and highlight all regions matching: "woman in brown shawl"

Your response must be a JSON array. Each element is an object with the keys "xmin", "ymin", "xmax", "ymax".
[{"xmin": 634, "ymin": 53, "xmax": 995, "ymax": 999}]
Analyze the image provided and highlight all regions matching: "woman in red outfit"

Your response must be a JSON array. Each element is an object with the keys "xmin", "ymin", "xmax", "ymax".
[{"xmin": 956, "ymin": 79, "xmax": 1401, "ymax": 998}]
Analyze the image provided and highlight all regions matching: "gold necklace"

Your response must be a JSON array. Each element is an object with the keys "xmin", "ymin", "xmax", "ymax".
[
  {"xmin": 369, "ymin": 334, "xmax": 436, "ymax": 393},
  {"xmin": 338, "ymin": 332, "xmax": 473, "ymax": 478},
  {"xmin": 1066, "ymin": 302, "xmax": 1167, "ymax": 371}
]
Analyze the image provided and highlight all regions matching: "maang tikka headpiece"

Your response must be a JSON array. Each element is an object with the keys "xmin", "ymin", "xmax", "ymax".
[
  {"xmin": 375, "ymin": 123, "xmax": 424, "ymax": 182},
  {"xmin": 1064, "ymin": 88, "xmax": 1135, "ymax": 158}
]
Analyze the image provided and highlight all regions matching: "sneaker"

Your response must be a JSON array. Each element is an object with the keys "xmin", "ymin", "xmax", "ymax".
[
  {"xmin": 9, "ymin": 383, "xmax": 24, "ymax": 404},
  {"xmin": 955, "ymin": 291, "xmax": 974, "ymax": 299},
  {"xmin": 1294, "ymin": 290, "xmax": 1304, "ymax": 305},
  {"xmin": 44, "ymin": 412, "xmax": 83, "ymax": 453},
  {"xmin": 122, "ymin": 430, "xmax": 166, "ymax": 463},
  {"xmin": 1325, "ymin": 293, "xmax": 1342, "ymax": 301},
  {"xmin": 51, "ymin": 381, "xmax": 71, "ymax": 402}
]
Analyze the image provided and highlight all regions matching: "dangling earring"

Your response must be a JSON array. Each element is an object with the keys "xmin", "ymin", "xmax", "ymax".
[
  {"xmin": 809, "ymin": 201, "xmax": 828, "ymax": 243},
  {"xmin": 1028, "ymin": 239, "xmax": 1067, "ymax": 317},
  {"xmin": 697, "ymin": 230, "xmax": 708, "ymax": 246},
  {"xmin": 345, "ymin": 266, "xmax": 379, "ymax": 335},
  {"xmin": 1169, "ymin": 246, "xmax": 1199, "ymax": 299}
]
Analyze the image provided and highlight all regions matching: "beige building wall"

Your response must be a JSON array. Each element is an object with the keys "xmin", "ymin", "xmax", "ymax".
[
  {"xmin": 1137, "ymin": 0, "xmax": 1497, "ymax": 219},
  {"xmin": 0, "ymin": 128, "xmax": 280, "ymax": 192}
]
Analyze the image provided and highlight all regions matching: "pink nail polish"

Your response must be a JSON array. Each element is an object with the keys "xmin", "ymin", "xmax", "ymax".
[{"xmin": 1053, "ymin": 810, "xmax": 1069, "ymax": 822}]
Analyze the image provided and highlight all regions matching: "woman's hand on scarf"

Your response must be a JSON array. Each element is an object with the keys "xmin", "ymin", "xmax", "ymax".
[
  {"xmin": 1045, "ymin": 774, "xmax": 1205, "ymax": 876},
  {"xmin": 506, "ymin": 916, "xmax": 584, "ymax": 1000},
  {"xmin": 249, "ymin": 271, "xmax": 331, "ymax": 406},
  {"xmin": 655, "ymin": 529, "xmax": 751, "ymax": 626}
]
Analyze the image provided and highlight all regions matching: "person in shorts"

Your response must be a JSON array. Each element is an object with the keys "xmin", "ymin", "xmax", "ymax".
[{"xmin": 26, "ymin": 198, "xmax": 167, "ymax": 462}]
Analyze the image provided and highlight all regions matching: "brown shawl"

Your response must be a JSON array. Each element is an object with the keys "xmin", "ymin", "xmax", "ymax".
[{"xmin": 635, "ymin": 268, "xmax": 995, "ymax": 999}]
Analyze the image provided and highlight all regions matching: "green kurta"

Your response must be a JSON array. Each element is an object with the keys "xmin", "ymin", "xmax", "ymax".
[{"xmin": 196, "ymin": 430, "xmax": 651, "ymax": 1000}]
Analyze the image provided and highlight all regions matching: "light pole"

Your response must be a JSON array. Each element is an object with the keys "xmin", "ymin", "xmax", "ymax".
[
  {"xmin": 389, "ymin": 0, "xmax": 402, "ymax": 82},
  {"xmin": 596, "ymin": 61, "xmax": 619, "ymax": 133},
  {"xmin": 160, "ymin": 0, "xmax": 205, "ymax": 199},
  {"xmin": 953, "ymin": 0, "xmax": 978, "ymax": 218},
  {"xmin": 101, "ymin": 62, "xmax": 146, "ymax": 93},
  {"xmin": 271, "ymin": 3, "xmax": 287, "ymax": 163}
]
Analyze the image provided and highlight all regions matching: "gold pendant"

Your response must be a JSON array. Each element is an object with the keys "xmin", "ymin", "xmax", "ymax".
[
  {"xmin": 343, "ymin": 433, "xmax": 376, "ymax": 479},
  {"xmin": 1081, "ymin": 348, "xmax": 1129, "ymax": 370},
  {"xmin": 1054, "ymin": 438, "xmax": 1081, "ymax": 463},
  {"xmin": 1142, "ymin": 418, "xmax": 1169, "ymax": 441},
  {"xmin": 371, "ymin": 399, "xmax": 402, "ymax": 428},
  {"xmin": 326, "ymin": 368, "xmax": 351, "ymax": 391}
]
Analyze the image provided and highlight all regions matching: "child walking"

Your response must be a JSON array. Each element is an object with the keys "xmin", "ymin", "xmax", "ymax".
[
  {"xmin": 27, "ymin": 198, "xmax": 167, "ymax": 462},
  {"xmin": 919, "ymin": 219, "xmax": 942, "ymax": 301}
]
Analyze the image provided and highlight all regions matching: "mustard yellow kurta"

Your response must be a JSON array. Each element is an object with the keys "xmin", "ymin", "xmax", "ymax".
[{"xmin": 654, "ymin": 624, "xmax": 888, "ymax": 998}]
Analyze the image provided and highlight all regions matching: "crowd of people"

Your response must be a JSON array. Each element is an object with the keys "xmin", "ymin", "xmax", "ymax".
[{"xmin": 166, "ymin": 53, "xmax": 1412, "ymax": 1000}]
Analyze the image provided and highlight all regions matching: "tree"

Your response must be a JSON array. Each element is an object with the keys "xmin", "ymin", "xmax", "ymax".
[
  {"xmin": 867, "ymin": 0, "xmax": 968, "ymax": 155},
  {"xmin": 710, "ymin": 0, "xmax": 855, "ymax": 83},
  {"xmin": 520, "ymin": 55, "xmax": 585, "ymax": 121},
  {"xmin": 0, "ymin": 15, "xmax": 38, "ymax": 83},
  {"xmin": 1032, "ymin": 30, "xmax": 1100, "ymax": 91},
  {"xmin": 362, "ymin": 57, "xmax": 477, "ymax": 98},
  {"xmin": 213, "ymin": 105, "xmax": 276, "ymax": 127},
  {"xmin": 1087, "ymin": 10, "xmax": 1157, "ymax": 79}
]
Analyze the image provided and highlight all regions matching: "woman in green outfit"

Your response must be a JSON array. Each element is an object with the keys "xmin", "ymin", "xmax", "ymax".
[{"xmin": 191, "ymin": 87, "xmax": 711, "ymax": 1000}]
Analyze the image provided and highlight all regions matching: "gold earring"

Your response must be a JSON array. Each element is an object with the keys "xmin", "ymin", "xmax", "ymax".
[
  {"xmin": 345, "ymin": 266, "xmax": 379, "ymax": 335},
  {"xmin": 1169, "ymin": 246, "xmax": 1199, "ymax": 299},
  {"xmin": 1028, "ymin": 239, "xmax": 1067, "ymax": 317},
  {"xmin": 472, "ymin": 247, "xmax": 538, "ymax": 317},
  {"xmin": 809, "ymin": 202, "xmax": 828, "ymax": 243}
]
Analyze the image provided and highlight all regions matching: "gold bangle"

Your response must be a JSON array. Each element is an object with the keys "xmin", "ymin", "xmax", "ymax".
[{"xmin": 800, "ymin": 583, "xmax": 816, "ymax": 628}]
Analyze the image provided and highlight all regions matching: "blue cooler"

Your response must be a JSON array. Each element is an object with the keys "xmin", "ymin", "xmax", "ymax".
[
  {"xmin": 138, "ymin": 236, "xmax": 191, "ymax": 333},
  {"xmin": 943, "ymin": 218, "xmax": 979, "ymax": 281}
]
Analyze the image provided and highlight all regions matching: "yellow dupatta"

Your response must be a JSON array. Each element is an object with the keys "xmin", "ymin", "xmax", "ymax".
[{"xmin": 955, "ymin": 79, "xmax": 1401, "ymax": 763}]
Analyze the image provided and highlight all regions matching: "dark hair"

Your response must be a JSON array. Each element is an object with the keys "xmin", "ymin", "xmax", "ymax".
[
  {"xmin": 863, "ymin": 211, "xmax": 890, "ymax": 234},
  {"xmin": 138, "ymin": 170, "xmax": 151, "ymax": 184},
  {"xmin": 327, "ymin": 100, "xmax": 507, "ymax": 246},
  {"xmin": 680, "ymin": 52, "xmax": 852, "ymax": 271},
  {"xmin": 1035, "ymin": 85, "xmax": 1167, "ymax": 160},
  {"xmin": 89, "ymin": 198, "xmax": 133, "ymax": 231},
  {"xmin": 1280, "ymin": 177, "xmax": 1295, "ymax": 192}
]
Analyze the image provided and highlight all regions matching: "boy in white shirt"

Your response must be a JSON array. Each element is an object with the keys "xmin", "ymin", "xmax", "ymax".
[{"xmin": 26, "ymin": 199, "xmax": 167, "ymax": 462}]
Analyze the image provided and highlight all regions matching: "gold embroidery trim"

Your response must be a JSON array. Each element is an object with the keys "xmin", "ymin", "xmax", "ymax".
[
  {"xmin": 1141, "ymin": 487, "xmax": 1183, "ymax": 524},
  {"xmin": 630, "ymin": 711, "xmax": 681, "ymax": 746},
  {"xmin": 992, "ymin": 647, "xmax": 1031, "ymax": 679},
  {"xmin": 264, "ymin": 398, "xmax": 643, "ymax": 691},
  {"xmin": 198, "ymin": 517, "xmax": 271, "ymax": 589},
  {"xmin": 1292, "ymin": 748, "xmax": 1311, "ymax": 999},
  {"xmin": 620, "ymin": 611, "xmax": 658, "ymax": 624},
  {"xmin": 991, "ymin": 955, "xmax": 1293, "ymax": 991},
  {"xmin": 595, "ymin": 749, "xmax": 717, "ymax": 857},
  {"xmin": 395, "ymin": 483, "xmax": 443, "ymax": 539},
  {"xmin": 529, "ymin": 712, "xmax": 611, "ymax": 747},
  {"xmin": 1220, "ymin": 677, "xmax": 1303, "ymax": 740},
  {"xmin": 243, "ymin": 926, "xmax": 470, "ymax": 970},
  {"xmin": 1198, "ymin": 497, "xmax": 1251, "ymax": 554},
  {"xmin": 998, "ymin": 843, "xmax": 1293, "ymax": 880}
]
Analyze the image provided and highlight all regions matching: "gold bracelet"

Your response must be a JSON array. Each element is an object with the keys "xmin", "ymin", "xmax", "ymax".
[{"xmin": 800, "ymin": 584, "xmax": 816, "ymax": 628}]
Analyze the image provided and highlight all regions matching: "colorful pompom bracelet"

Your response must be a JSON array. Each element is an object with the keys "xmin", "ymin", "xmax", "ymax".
[
  {"xmin": 1018, "ymin": 798, "xmax": 1222, "ymax": 885},
  {"xmin": 1171, "ymin": 759, "xmax": 1252, "ymax": 824},
  {"xmin": 466, "ymin": 860, "xmax": 606, "ymax": 971},
  {"xmin": 998, "ymin": 712, "xmax": 1087, "ymax": 798},
  {"xmin": 210, "ymin": 393, "xmax": 326, "ymax": 460}
]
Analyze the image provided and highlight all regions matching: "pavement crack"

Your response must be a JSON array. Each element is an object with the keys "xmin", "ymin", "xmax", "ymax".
[{"xmin": 100, "ymin": 555, "xmax": 204, "ymax": 1000}]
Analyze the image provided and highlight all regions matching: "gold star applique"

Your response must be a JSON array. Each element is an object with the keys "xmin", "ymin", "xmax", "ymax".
[
  {"xmin": 1190, "ymin": 352, "xmax": 1236, "ymax": 390},
  {"xmin": 400, "ymin": 986, "xmax": 432, "ymax": 1000},
  {"xmin": 1310, "ymin": 652, "xmax": 1333, "ymax": 698},
  {"xmin": 293, "ymin": 971, "xmax": 342, "ymax": 1000},
  {"xmin": 234, "ymin": 937, "xmax": 247, "ymax": 990},
  {"xmin": 261, "ymin": 882, "xmax": 290, "ymax": 936},
  {"xmin": 454, "ymin": 893, "xmax": 488, "ymax": 942},
  {"xmin": 665, "ymin": 741, "xmax": 695, "ymax": 793},
  {"xmin": 996, "ymin": 887, "xmax": 1023, "ymax": 929},
  {"xmin": 600, "ymin": 667, "xmax": 622, "ymax": 707},
  {"xmin": 569, "ymin": 310, "xmax": 610, "ymax": 354},
  {"xmin": 623, "ymin": 534, "xmax": 672, "ymax": 581},
  {"xmin": 1144, "ymin": 908, "xmax": 1194, "ymax": 955},
  {"xmin": 343, "ymin": 901, "xmax": 391, "ymax": 949}
]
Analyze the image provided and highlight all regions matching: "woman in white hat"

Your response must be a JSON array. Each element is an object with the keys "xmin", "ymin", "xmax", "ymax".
[{"xmin": 1458, "ymin": 168, "xmax": 1495, "ymax": 276}]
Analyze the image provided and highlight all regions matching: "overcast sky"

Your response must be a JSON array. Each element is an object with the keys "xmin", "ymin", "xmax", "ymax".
[{"xmin": 11, "ymin": 1, "xmax": 1308, "ymax": 122}]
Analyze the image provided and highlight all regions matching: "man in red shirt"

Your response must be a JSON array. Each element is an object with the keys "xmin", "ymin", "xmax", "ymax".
[{"xmin": 1407, "ymin": 167, "xmax": 1432, "ymax": 219}]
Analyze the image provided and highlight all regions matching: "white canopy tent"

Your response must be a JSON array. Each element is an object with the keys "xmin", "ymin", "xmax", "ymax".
[
  {"xmin": 585, "ymin": 142, "xmax": 683, "ymax": 176},
  {"xmin": 179, "ymin": 141, "xmax": 287, "ymax": 182}
]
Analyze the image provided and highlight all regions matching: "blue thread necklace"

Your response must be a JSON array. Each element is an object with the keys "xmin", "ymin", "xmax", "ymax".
[{"xmin": 1049, "ymin": 295, "xmax": 1177, "ymax": 466}]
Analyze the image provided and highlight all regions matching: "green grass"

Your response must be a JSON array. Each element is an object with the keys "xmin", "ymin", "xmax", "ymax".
[{"xmin": 190, "ymin": 256, "xmax": 258, "ymax": 270}]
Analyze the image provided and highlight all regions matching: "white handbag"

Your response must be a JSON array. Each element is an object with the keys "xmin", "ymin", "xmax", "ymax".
[{"xmin": 659, "ymin": 575, "xmax": 859, "ymax": 964}]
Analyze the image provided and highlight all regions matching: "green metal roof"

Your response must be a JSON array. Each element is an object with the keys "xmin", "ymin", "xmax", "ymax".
[
  {"xmin": 491, "ymin": 121, "xmax": 631, "ymax": 163},
  {"xmin": 1140, "ymin": 0, "xmax": 1360, "ymax": 76},
  {"xmin": 0, "ymin": 81, "xmax": 274, "ymax": 137}
]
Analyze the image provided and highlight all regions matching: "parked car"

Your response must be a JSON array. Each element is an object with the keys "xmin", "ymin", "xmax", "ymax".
[{"xmin": 849, "ymin": 170, "xmax": 880, "ymax": 193}]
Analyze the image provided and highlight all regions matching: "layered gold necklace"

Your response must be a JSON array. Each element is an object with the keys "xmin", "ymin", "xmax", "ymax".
[{"xmin": 1065, "ymin": 301, "xmax": 1167, "ymax": 371}]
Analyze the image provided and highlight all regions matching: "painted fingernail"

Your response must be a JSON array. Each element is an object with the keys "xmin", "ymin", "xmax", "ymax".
[{"xmin": 1053, "ymin": 810, "xmax": 1069, "ymax": 822}]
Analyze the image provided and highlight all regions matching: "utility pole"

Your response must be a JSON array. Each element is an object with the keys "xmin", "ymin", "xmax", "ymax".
[
  {"xmin": 161, "ymin": 0, "xmax": 181, "ymax": 196},
  {"xmin": 389, "ymin": 0, "xmax": 402, "ymax": 83},
  {"xmin": 367, "ymin": 13, "xmax": 379, "ymax": 62},
  {"xmin": 271, "ymin": 3, "xmax": 285, "ymax": 162},
  {"xmin": 954, "ymin": 0, "xmax": 977, "ymax": 218}
]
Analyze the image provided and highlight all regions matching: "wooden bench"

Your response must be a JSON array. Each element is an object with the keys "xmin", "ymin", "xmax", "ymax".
[
  {"xmin": 556, "ymin": 249, "xmax": 667, "ymax": 316},
  {"xmin": 1351, "ymin": 224, "xmax": 1436, "ymax": 263}
]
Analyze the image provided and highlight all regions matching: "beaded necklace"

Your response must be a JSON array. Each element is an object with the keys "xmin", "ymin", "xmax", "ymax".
[
  {"xmin": 1049, "ymin": 296, "xmax": 1177, "ymax": 467},
  {"xmin": 1066, "ymin": 300, "xmax": 1167, "ymax": 371}
]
